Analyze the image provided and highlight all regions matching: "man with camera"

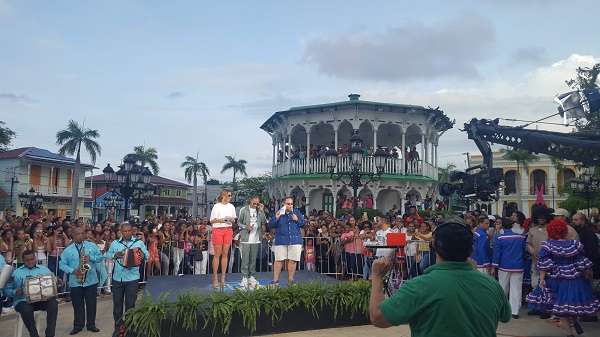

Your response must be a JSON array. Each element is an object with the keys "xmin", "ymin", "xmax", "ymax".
[
  {"xmin": 370, "ymin": 217, "xmax": 511, "ymax": 336},
  {"xmin": 106, "ymin": 223, "xmax": 149, "ymax": 335}
]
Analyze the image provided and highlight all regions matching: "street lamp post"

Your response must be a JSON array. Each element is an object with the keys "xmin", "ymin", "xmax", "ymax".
[
  {"xmin": 8, "ymin": 175, "xmax": 19, "ymax": 209},
  {"xmin": 104, "ymin": 191, "xmax": 124, "ymax": 220},
  {"xmin": 18, "ymin": 187, "xmax": 45, "ymax": 216},
  {"xmin": 102, "ymin": 154, "xmax": 154, "ymax": 221},
  {"xmin": 569, "ymin": 167, "xmax": 599, "ymax": 216},
  {"xmin": 551, "ymin": 183, "xmax": 555, "ymax": 209},
  {"xmin": 325, "ymin": 130, "xmax": 388, "ymax": 217}
]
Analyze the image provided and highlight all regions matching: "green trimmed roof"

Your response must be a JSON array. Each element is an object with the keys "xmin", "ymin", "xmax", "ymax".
[{"xmin": 288, "ymin": 99, "xmax": 424, "ymax": 112}]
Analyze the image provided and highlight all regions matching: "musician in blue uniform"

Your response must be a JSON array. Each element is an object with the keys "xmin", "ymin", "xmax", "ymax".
[
  {"xmin": 5, "ymin": 250, "xmax": 59, "ymax": 337},
  {"xmin": 491, "ymin": 218, "xmax": 526, "ymax": 319},
  {"xmin": 106, "ymin": 223, "xmax": 149, "ymax": 332},
  {"xmin": 59, "ymin": 227, "xmax": 104, "ymax": 335},
  {"xmin": 471, "ymin": 217, "xmax": 492, "ymax": 275}
]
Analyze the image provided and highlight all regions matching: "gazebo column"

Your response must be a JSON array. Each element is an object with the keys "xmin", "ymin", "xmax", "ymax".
[
  {"xmin": 401, "ymin": 132, "xmax": 406, "ymax": 175},
  {"xmin": 306, "ymin": 132, "xmax": 311, "ymax": 174}
]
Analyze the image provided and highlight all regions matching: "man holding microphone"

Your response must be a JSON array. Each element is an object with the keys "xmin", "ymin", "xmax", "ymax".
[{"xmin": 268, "ymin": 197, "xmax": 306, "ymax": 285}]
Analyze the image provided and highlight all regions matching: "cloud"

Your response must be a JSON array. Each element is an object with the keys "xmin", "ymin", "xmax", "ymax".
[
  {"xmin": 509, "ymin": 46, "xmax": 548, "ymax": 65},
  {"xmin": 301, "ymin": 12, "xmax": 495, "ymax": 82},
  {"xmin": 165, "ymin": 91, "xmax": 183, "ymax": 99},
  {"xmin": 0, "ymin": 93, "xmax": 38, "ymax": 104}
]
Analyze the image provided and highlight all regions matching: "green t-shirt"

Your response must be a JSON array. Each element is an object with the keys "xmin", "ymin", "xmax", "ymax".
[{"xmin": 380, "ymin": 262, "xmax": 511, "ymax": 337}]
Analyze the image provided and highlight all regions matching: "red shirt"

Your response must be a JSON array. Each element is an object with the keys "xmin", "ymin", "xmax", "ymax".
[{"xmin": 405, "ymin": 214, "xmax": 424, "ymax": 226}]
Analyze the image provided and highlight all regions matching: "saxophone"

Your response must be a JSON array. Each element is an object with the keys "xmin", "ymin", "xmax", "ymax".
[{"xmin": 77, "ymin": 244, "xmax": 92, "ymax": 284}]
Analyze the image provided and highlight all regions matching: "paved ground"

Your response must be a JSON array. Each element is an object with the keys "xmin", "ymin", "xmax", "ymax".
[{"xmin": 0, "ymin": 295, "xmax": 598, "ymax": 337}]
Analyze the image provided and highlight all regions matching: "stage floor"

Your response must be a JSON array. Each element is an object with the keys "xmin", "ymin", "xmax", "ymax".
[{"xmin": 144, "ymin": 271, "xmax": 340, "ymax": 302}]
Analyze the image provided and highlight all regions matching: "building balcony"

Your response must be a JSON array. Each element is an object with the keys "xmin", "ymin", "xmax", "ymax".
[
  {"xmin": 272, "ymin": 157, "xmax": 438, "ymax": 180},
  {"xmin": 18, "ymin": 183, "xmax": 92, "ymax": 198}
]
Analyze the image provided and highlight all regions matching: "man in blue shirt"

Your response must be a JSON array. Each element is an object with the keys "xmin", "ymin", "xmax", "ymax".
[
  {"xmin": 106, "ymin": 223, "xmax": 149, "ymax": 330},
  {"xmin": 268, "ymin": 197, "xmax": 306, "ymax": 285},
  {"xmin": 471, "ymin": 217, "xmax": 492, "ymax": 275},
  {"xmin": 59, "ymin": 228, "xmax": 104, "ymax": 334},
  {"xmin": 5, "ymin": 250, "xmax": 59, "ymax": 337},
  {"xmin": 491, "ymin": 218, "xmax": 526, "ymax": 319}
]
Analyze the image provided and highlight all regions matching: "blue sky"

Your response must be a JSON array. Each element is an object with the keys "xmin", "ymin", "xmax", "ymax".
[{"xmin": 1, "ymin": 0, "xmax": 599, "ymax": 183}]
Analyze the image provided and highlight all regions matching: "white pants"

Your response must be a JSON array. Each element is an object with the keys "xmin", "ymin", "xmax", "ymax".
[
  {"xmin": 193, "ymin": 251, "xmax": 209, "ymax": 274},
  {"xmin": 477, "ymin": 267, "xmax": 489, "ymax": 275},
  {"xmin": 498, "ymin": 270, "xmax": 523, "ymax": 315},
  {"xmin": 173, "ymin": 248, "xmax": 185, "ymax": 274}
]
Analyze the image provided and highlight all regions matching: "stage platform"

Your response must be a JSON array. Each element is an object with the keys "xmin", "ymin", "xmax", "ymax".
[{"xmin": 144, "ymin": 271, "xmax": 340, "ymax": 302}]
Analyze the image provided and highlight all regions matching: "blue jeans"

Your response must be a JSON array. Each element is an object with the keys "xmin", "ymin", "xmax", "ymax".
[
  {"xmin": 419, "ymin": 252, "xmax": 434, "ymax": 273},
  {"xmin": 363, "ymin": 255, "xmax": 371, "ymax": 279}
]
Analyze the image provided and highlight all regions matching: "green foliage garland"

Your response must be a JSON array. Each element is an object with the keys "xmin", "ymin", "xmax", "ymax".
[{"xmin": 122, "ymin": 280, "xmax": 371, "ymax": 337}]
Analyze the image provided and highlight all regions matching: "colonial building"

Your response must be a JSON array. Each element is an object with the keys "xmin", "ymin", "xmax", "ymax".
[
  {"xmin": 260, "ymin": 94, "xmax": 454, "ymax": 214},
  {"xmin": 86, "ymin": 174, "xmax": 192, "ymax": 221},
  {"xmin": 0, "ymin": 147, "xmax": 93, "ymax": 219},
  {"xmin": 470, "ymin": 152, "xmax": 577, "ymax": 217}
]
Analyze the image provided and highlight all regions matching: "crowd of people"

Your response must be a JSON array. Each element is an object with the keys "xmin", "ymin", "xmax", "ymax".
[{"xmin": 2, "ymin": 195, "xmax": 600, "ymax": 337}]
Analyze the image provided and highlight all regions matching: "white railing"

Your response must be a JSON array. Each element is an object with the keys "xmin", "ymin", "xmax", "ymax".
[
  {"xmin": 18, "ymin": 183, "xmax": 92, "ymax": 198},
  {"xmin": 273, "ymin": 158, "xmax": 436, "ymax": 180}
]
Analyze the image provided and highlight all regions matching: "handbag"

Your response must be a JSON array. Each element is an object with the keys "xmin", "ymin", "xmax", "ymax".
[{"xmin": 193, "ymin": 249, "xmax": 203, "ymax": 261}]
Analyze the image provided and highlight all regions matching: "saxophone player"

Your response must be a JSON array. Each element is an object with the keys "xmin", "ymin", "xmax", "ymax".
[{"xmin": 59, "ymin": 228, "xmax": 104, "ymax": 335}]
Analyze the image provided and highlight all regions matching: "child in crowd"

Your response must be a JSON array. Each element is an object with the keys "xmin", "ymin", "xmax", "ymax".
[{"xmin": 305, "ymin": 239, "xmax": 315, "ymax": 271}]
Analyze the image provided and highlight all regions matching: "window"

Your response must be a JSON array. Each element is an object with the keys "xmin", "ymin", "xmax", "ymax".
[
  {"xmin": 504, "ymin": 170, "xmax": 517, "ymax": 195},
  {"xmin": 530, "ymin": 169, "xmax": 547, "ymax": 195},
  {"xmin": 163, "ymin": 189, "xmax": 171, "ymax": 196},
  {"xmin": 176, "ymin": 189, "xmax": 182, "ymax": 197}
]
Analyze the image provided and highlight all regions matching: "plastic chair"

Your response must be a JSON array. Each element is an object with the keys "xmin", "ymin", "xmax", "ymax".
[{"xmin": 13, "ymin": 310, "xmax": 45, "ymax": 337}]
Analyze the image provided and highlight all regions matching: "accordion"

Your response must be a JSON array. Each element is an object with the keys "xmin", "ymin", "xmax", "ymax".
[{"xmin": 121, "ymin": 247, "xmax": 143, "ymax": 268}]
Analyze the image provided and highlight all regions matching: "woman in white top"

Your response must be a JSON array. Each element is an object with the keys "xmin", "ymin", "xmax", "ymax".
[{"xmin": 209, "ymin": 189, "xmax": 237, "ymax": 288}]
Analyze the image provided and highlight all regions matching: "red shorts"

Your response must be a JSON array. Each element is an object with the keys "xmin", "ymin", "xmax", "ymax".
[{"xmin": 212, "ymin": 227, "xmax": 233, "ymax": 245}]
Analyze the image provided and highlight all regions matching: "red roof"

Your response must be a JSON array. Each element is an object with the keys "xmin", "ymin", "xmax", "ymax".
[
  {"xmin": 0, "ymin": 187, "xmax": 8, "ymax": 198},
  {"xmin": 0, "ymin": 147, "xmax": 29, "ymax": 159}
]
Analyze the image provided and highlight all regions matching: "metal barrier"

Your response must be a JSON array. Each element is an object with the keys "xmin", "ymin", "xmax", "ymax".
[{"xmin": 8, "ymin": 236, "xmax": 433, "ymax": 298}]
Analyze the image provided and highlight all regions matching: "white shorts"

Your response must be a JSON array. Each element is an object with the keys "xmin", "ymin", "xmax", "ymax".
[{"xmin": 273, "ymin": 244, "xmax": 302, "ymax": 262}]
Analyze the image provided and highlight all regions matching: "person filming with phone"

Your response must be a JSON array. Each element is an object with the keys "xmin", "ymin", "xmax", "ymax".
[{"xmin": 268, "ymin": 197, "xmax": 306, "ymax": 286}]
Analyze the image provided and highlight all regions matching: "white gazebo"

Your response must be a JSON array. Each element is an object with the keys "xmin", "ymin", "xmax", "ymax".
[{"xmin": 260, "ymin": 94, "xmax": 454, "ymax": 215}]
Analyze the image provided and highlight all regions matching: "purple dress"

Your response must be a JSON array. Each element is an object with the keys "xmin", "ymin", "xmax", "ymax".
[{"xmin": 526, "ymin": 240, "xmax": 600, "ymax": 316}]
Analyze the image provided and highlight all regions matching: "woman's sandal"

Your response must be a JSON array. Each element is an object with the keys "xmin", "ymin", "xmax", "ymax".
[{"xmin": 212, "ymin": 277, "xmax": 220, "ymax": 288}]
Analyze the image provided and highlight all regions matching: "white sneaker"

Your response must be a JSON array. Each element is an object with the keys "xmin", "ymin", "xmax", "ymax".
[
  {"xmin": 249, "ymin": 276, "xmax": 259, "ymax": 288},
  {"xmin": 2, "ymin": 307, "xmax": 15, "ymax": 314},
  {"xmin": 240, "ymin": 277, "xmax": 249, "ymax": 289}
]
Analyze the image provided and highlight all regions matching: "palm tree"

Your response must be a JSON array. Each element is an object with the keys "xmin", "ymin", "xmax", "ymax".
[
  {"xmin": 221, "ymin": 155, "xmax": 248, "ymax": 191},
  {"xmin": 181, "ymin": 154, "xmax": 210, "ymax": 218},
  {"xmin": 56, "ymin": 120, "xmax": 101, "ymax": 220},
  {"xmin": 437, "ymin": 162, "xmax": 457, "ymax": 183},
  {"xmin": 499, "ymin": 147, "xmax": 539, "ymax": 212},
  {"xmin": 129, "ymin": 145, "xmax": 159, "ymax": 175}
]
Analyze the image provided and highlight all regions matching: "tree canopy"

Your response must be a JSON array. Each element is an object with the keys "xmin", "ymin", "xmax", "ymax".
[
  {"xmin": 129, "ymin": 145, "xmax": 159, "ymax": 175},
  {"xmin": 0, "ymin": 121, "xmax": 16, "ymax": 152}
]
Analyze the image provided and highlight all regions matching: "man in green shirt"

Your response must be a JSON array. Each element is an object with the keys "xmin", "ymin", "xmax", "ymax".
[{"xmin": 370, "ymin": 217, "xmax": 511, "ymax": 337}]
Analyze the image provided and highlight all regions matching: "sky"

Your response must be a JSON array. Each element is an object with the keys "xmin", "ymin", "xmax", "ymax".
[{"xmin": 1, "ymin": 0, "xmax": 600, "ymax": 184}]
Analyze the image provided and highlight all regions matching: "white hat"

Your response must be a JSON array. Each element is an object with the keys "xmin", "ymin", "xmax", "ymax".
[
  {"xmin": 551, "ymin": 208, "xmax": 570, "ymax": 217},
  {"xmin": 488, "ymin": 215, "xmax": 496, "ymax": 221}
]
